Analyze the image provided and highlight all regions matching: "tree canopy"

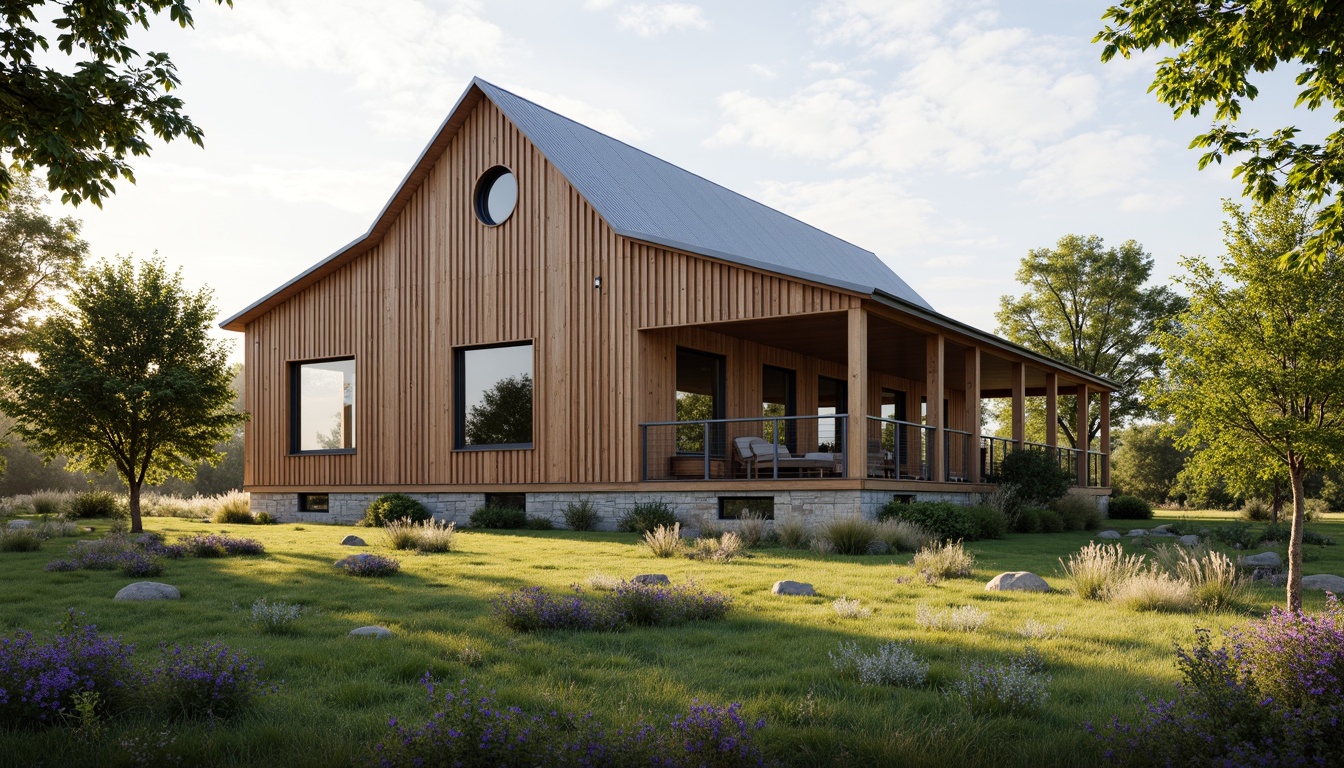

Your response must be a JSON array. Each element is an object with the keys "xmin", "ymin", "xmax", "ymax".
[
  {"xmin": 0, "ymin": 168, "xmax": 86, "ymax": 352},
  {"xmin": 0, "ymin": 0, "xmax": 231, "ymax": 205},
  {"xmin": 1110, "ymin": 423, "xmax": 1188, "ymax": 504},
  {"xmin": 0, "ymin": 256, "xmax": 246, "ymax": 531},
  {"xmin": 1097, "ymin": 1, "xmax": 1344, "ymax": 271},
  {"xmin": 1150, "ymin": 194, "xmax": 1344, "ymax": 610},
  {"xmin": 996, "ymin": 234, "xmax": 1186, "ymax": 447}
]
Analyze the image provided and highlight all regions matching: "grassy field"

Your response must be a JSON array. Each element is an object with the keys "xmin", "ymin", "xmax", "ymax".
[{"xmin": 0, "ymin": 508, "xmax": 1340, "ymax": 767}]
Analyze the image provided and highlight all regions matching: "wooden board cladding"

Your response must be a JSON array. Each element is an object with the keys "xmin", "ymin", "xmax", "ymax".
[{"xmin": 243, "ymin": 98, "xmax": 862, "ymax": 490}]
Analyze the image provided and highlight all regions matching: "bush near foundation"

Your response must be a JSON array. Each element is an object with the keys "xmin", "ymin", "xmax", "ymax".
[
  {"xmin": 1000, "ymin": 449, "xmax": 1073, "ymax": 507},
  {"xmin": 361, "ymin": 494, "xmax": 431, "ymax": 527}
]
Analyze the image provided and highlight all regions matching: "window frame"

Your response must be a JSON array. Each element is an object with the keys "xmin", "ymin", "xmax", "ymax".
[
  {"xmin": 298, "ymin": 493, "xmax": 330, "ymax": 513},
  {"xmin": 453, "ymin": 340, "xmax": 536, "ymax": 451},
  {"xmin": 718, "ymin": 496, "xmax": 775, "ymax": 521},
  {"xmin": 289, "ymin": 356, "xmax": 357, "ymax": 456}
]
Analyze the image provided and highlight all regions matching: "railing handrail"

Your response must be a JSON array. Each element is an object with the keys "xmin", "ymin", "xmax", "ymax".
[
  {"xmin": 640, "ymin": 413, "xmax": 848, "ymax": 428},
  {"xmin": 863, "ymin": 415, "xmax": 932, "ymax": 430},
  {"xmin": 944, "ymin": 427, "xmax": 973, "ymax": 436}
]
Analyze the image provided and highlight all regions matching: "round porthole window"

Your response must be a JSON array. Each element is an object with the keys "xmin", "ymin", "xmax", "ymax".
[{"xmin": 474, "ymin": 166, "xmax": 517, "ymax": 226}]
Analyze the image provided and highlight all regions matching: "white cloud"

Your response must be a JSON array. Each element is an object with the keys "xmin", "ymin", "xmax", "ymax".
[
  {"xmin": 749, "ymin": 63, "xmax": 777, "ymax": 79},
  {"xmin": 617, "ymin": 3, "xmax": 709, "ymax": 37},
  {"xmin": 1018, "ymin": 130, "xmax": 1158, "ymax": 200},
  {"xmin": 813, "ymin": 0, "xmax": 956, "ymax": 55},
  {"xmin": 753, "ymin": 174, "xmax": 938, "ymax": 254},
  {"xmin": 708, "ymin": 79, "xmax": 876, "ymax": 160},
  {"xmin": 141, "ymin": 161, "xmax": 407, "ymax": 215},
  {"xmin": 583, "ymin": 0, "xmax": 618, "ymax": 9}
]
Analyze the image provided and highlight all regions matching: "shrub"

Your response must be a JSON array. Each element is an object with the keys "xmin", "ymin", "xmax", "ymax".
[
  {"xmin": 1092, "ymin": 596, "xmax": 1344, "ymax": 766},
  {"xmin": 561, "ymin": 500, "xmax": 601, "ymax": 531},
  {"xmin": 0, "ymin": 616, "xmax": 139, "ymax": 725},
  {"xmin": 151, "ymin": 642, "xmax": 270, "ymax": 718},
  {"xmin": 1108, "ymin": 495, "xmax": 1153, "ymax": 520},
  {"xmin": 876, "ymin": 518, "xmax": 934, "ymax": 552},
  {"xmin": 915, "ymin": 603, "xmax": 988, "ymax": 633},
  {"xmin": 383, "ymin": 519, "xmax": 421, "ymax": 550},
  {"xmin": 31, "ymin": 492, "xmax": 65, "ymax": 516},
  {"xmin": 604, "ymin": 579, "xmax": 732, "ymax": 625},
  {"xmin": 361, "ymin": 493, "xmax": 431, "ymax": 528},
  {"xmin": 586, "ymin": 571, "xmax": 623, "ymax": 591},
  {"xmin": 815, "ymin": 516, "xmax": 878, "ymax": 555},
  {"xmin": 410, "ymin": 520, "xmax": 456, "ymax": 553},
  {"xmin": 1304, "ymin": 528, "xmax": 1336, "ymax": 546},
  {"xmin": 254, "ymin": 511, "xmax": 276, "ymax": 525},
  {"xmin": 968, "ymin": 504, "xmax": 1008, "ymax": 539},
  {"xmin": 617, "ymin": 501, "xmax": 677, "ymax": 534},
  {"xmin": 1053, "ymin": 490, "xmax": 1103, "ymax": 531},
  {"xmin": 1211, "ymin": 521, "xmax": 1258, "ymax": 549},
  {"xmin": 1000, "ymin": 449, "xmax": 1073, "ymax": 506},
  {"xmin": 179, "ymin": 533, "xmax": 264, "ymax": 557},
  {"xmin": 250, "ymin": 598, "xmax": 304, "ymax": 634},
  {"xmin": 736, "ymin": 511, "xmax": 768, "ymax": 548},
  {"xmin": 213, "ymin": 506, "xmax": 255, "ymax": 524},
  {"xmin": 775, "ymin": 518, "xmax": 810, "ymax": 549},
  {"xmin": 0, "ymin": 527, "xmax": 42, "ymax": 552},
  {"xmin": 643, "ymin": 523, "xmax": 682, "ymax": 558},
  {"xmin": 1258, "ymin": 520, "xmax": 1290, "ymax": 543},
  {"xmin": 686, "ymin": 532, "xmax": 743, "ymax": 562},
  {"xmin": 831, "ymin": 596, "xmax": 871, "ymax": 619},
  {"xmin": 526, "ymin": 515, "xmax": 554, "ymax": 530},
  {"xmin": 1240, "ymin": 497, "xmax": 1273, "ymax": 522},
  {"xmin": 951, "ymin": 657, "xmax": 1051, "ymax": 715},
  {"xmin": 911, "ymin": 540, "xmax": 976, "ymax": 580},
  {"xmin": 1060, "ymin": 542, "xmax": 1146, "ymax": 600},
  {"xmin": 492, "ymin": 587, "xmax": 621, "ymax": 632},
  {"xmin": 1108, "ymin": 570, "xmax": 1195, "ymax": 613},
  {"xmin": 116, "ymin": 550, "xmax": 164, "ymax": 577},
  {"xmin": 334, "ymin": 553, "xmax": 400, "ymax": 577},
  {"xmin": 1304, "ymin": 497, "xmax": 1329, "ymax": 520},
  {"xmin": 881, "ymin": 500, "xmax": 978, "ymax": 541},
  {"xmin": 33, "ymin": 518, "xmax": 79, "ymax": 539},
  {"xmin": 1171, "ymin": 548, "xmax": 1244, "ymax": 611},
  {"xmin": 1014, "ymin": 506, "xmax": 1043, "ymax": 533},
  {"xmin": 830, "ymin": 640, "xmax": 928, "ymax": 686},
  {"xmin": 66, "ymin": 491, "xmax": 122, "ymax": 519},
  {"xmin": 469, "ymin": 503, "xmax": 527, "ymax": 529},
  {"xmin": 985, "ymin": 484, "xmax": 1024, "ymax": 530},
  {"xmin": 1038, "ymin": 508, "xmax": 1065, "ymax": 533}
]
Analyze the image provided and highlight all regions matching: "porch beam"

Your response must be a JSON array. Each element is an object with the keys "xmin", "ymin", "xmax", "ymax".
[
  {"xmin": 846, "ymin": 307, "xmax": 867, "ymax": 479},
  {"xmin": 1011, "ymin": 362, "xmax": 1025, "ymax": 447},
  {"xmin": 1100, "ymin": 390, "xmax": 1111, "ymax": 487},
  {"xmin": 1045, "ymin": 372, "xmax": 1058, "ymax": 448},
  {"xmin": 964, "ymin": 347, "xmax": 980, "ymax": 483},
  {"xmin": 927, "ymin": 333, "xmax": 945, "ymax": 481},
  {"xmin": 1076, "ymin": 384, "xmax": 1090, "ymax": 486}
]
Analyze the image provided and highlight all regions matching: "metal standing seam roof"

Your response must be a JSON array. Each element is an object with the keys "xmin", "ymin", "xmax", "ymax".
[{"xmin": 474, "ymin": 79, "xmax": 934, "ymax": 310}]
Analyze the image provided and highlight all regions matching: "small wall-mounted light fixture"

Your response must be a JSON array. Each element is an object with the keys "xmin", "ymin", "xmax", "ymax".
[{"xmin": 593, "ymin": 276, "xmax": 602, "ymax": 289}]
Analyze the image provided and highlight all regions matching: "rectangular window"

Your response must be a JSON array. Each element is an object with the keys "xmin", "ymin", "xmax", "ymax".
[
  {"xmin": 817, "ymin": 376, "xmax": 847, "ymax": 452},
  {"xmin": 455, "ymin": 342, "xmax": 534, "ymax": 449},
  {"xmin": 762, "ymin": 365, "xmax": 796, "ymax": 449},
  {"xmin": 484, "ymin": 492, "xmax": 526, "ymax": 511},
  {"xmin": 881, "ymin": 388, "xmax": 907, "ymax": 460},
  {"xmin": 675, "ymin": 347, "xmax": 725, "ymax": 456},
  {"xmin": 291, "ymin": 358, "xmax": 355, "ymax": 453},
  {"xmin": 719, "ymin": 497, "xmax": 774, "ymax": 520},
  {"xmin": 298, "ymin": 493, "xmax": 329, "ymax": 512}
]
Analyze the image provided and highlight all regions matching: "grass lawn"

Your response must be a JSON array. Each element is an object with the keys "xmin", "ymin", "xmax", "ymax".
[{"xmin": 0, "ymin": 510, "xmax": 1340, "ymax": 767}]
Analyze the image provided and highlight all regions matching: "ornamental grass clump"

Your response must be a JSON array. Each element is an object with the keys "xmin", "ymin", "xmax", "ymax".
[
  {"xmin": 876, "ymin": 518, "xmax": 934, "ymax": 553},
  {"xmin": 1107, "ymin": 569, "xmax": 1195, "ymax": 613},
  {"xmin": 151, "ymin": 641, "xmax": 271, "ymax": 719},
  {"xmin": 605, "ymin": 579, "xmax": 732, "ymax": 626},
  {"xmin": 911, "ymin": 539, "xmax": 976, "ymax": 580},
  {"xmin": 816, "ymin": 516, "xmax": 878, "ymax": 555},
  {"xmin": 829, "ymin": 640, "xmax": 929, "ymax": 687},
  {"xmin": 642, "ymin": 522, "xmax": 682, "ymax": 557},
  {"xmin": 1170, "ymin": 547, "xmax": 1245, "ymax": 611},
  {"xmin": 0, "ymin": 527, "xmax": 42, "ymax": 552},
  {"xmin": 65, "ymin": 490, "xmax": 122, "ymax": 519},
  {"xmin": 686, "ymin": 531, "xmax": 743, "ymax": 562},
  {"xmin": 561, "ymin": 499, "xmax": 600, "ymax": 531},
  {"xmin": 951, "ymin": 657, "xmax": 1051, "ymax": 716},
  {"xmin": 1060, "ymin": 542, "xmax": 1145, "ymax": 600},
  {"xmin": 735, "ymin": 512, "xmax": 768, "ymax": 548},
  {"xmin": 775, "ymin": 518, "xmax": 810, "ymax": 549},
  {"xmin": 491, "ymin": 586, "xmax": 622, "ymax": 632},
  {"xmin": 335, "ymin": 553, "xmax": 400, "ymax": 577},
  {"xmin": 384, "ymin": 519, "xmax": 456, "ymax": 553},
  {"xmin": 0, "ymin": 615, "xmax": 139, "ymax": 726},
  {"xmin": 915, "ymin": 603, "xmax": 989, "ymax": 633},
  {"xmin": 831, "ymin": 596, "xmax": 871, "ymax": 619},
  {"xmin": 617, "ymin": 501, "xmax": 677, "ymax": 534},
  {"xmin": 250, "ymin": 598, "xmax": 304, "ymax": 634}
]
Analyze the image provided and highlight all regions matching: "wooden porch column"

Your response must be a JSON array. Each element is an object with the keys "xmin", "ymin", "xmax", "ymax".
[
  {"xmin": 845, "ymin": 307, "xmax": 867, "ymax": 479},
  {"xmin": 964, "ymin": 347, "xmax": 980, "ymax": 483},
  {"xmin": 1044, "ymin": 372, "xmax": 1058, "ymax": 448},
  {"xmin": 1076, "ymin": 384, "xmax": 1090, "ymax": 487},
  {"xmin": 1100, "ymin": 390, "xmax": 1111, "ymax": 487},
  {"xmin": 1011, "ymin": 362, "xmax": 1025, "ymax": 447},
  {"xmin": 926, "ymin": 334, "xmax": 945, "ymax": 481}
]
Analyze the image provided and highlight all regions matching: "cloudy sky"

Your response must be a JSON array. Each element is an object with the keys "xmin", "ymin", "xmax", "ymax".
[{"xmin": 58, "ymin": 0, "xmax": 1325, "ymax": 358}]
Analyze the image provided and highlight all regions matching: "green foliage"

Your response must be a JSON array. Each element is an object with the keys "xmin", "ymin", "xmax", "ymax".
[
  {"xmin": 1110, "ymin": 423, "xmax": 1188, "ymax": 503},
  {"xmin": 1051, "ymin": 491, "xmax": 1103, "ymax": 532},
  {"xmin": 66, "ymin": 491, "xmax": 122, "ymax": 519},
  {"xmin": 816, "ymin": 517, "xmax": 878, "ymax": 555},
  {"xmin": 911, "ymin": 540, "xmax": 976, "ymax": 580},
  {"xmin": 617, "ymin": 501, "xmax": 677, "ymax": 534},
  {"xmin": 213, "ymin": 507, "xmax": 254, "ymax": 525},
  {"xmin": 1097, "ymin": 0, "xmax": 1344, "ymax": 272},
  {"xmin": 0, "ymin": 528, "xmax": 41, "ymax": 552},
  {"xmin": 1211, "ymin": 522, "xmax": 1259, "ymax": 550},
  {"xmin": 464, "ymin": 374, "xmax": 532, "ymax": 445},
  {"xmin": 525, "ymin": 516, "xmax": 554, "ymax": 530},
  {"xmin": 967, "ymin": 505, "xmax": 1008, "ymax": 540},
  {"xmin": 1240, "ymin": 498, "xmax": 1273, "ymax": 523},
  {"xmin": 1108, "ymin": 495, "xmax": 1153, "ymax": 520},
  {"xmin": 1014, "ymin": 507, "xmax": 1043, "ymax": 534},
  {"xmin": 470, "ymin": 504, "xmax": 527, "ymax": 530},
  {"xmin": 561, "ymin": 500, "xmax": 600, "ymax": 531},
  {"xmin": 360, "ymin": 494, "xmax": 430, "ymax": 528},
  {"xmin": 0, "ymin": 257, "xmax": 246, "ymax": 534},
  {"xmin": 996, "ymin": 235, "xmax": 1185, "ymax": 443},
  {"xmin": 1000, "ymin": 450, "xmax": 1073, "ymax": 507},
  {"xmin": 1038, "ymin": 508, "xmax": 1065, "ymax": 533},
  {"xmin": 0, "ymin": 1, "xmax": 233, "ymax": 206},
  {"xmin": 0, "ymin": 170, "xmax": 87, "ymax": 356},
  {"xmin": 881, "ymin": 501, "xmax": 979, "ymax": 541}
]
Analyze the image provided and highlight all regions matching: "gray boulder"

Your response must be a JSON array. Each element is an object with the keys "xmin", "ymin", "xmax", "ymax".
[
  {"xmin": 7, "ymin": 519, "xmax": 31, "ymax": 529},
  {"xmin": 349, "ymin": 625, "xmax": 393, "ymax": 639},
  {"xmin": 340, "ymin": 535, "xmax": 367, "ymax": 546},
  {"xmin": 631, "ymin": 574, "xmax": 670, "ymax": 586},
  {"xmin": 1149, "ymin": 530, "xmax": 1176, "ymax": 538},
  {"xmin": 1097, "ymin": 530, "xmax": 1122, "ymax": 540},
  {"xmin": 1302, "ymin": 574, "xmax": 1344, "ymax": 592},
  {"xmin": 114, "ymin": 582, "xmax": 180, "ymax": 601},
  {"xmin": 1127, "ymin": 529, "xmax": 1148, "ymax": 537},
  {"xmin": 1152, "ymin": 524, "xmax": 1173, "ymax": 534},
  {"xmin": 1179, "ymin": 535, "xmax": 1201, "ymax": 547},
  {"xmin": 985, "ymin": 572, "xmax": 1050, "ymax": 593},
  {"xmin": 1240, "ymin": 551, "xmax": 1283, "ymax": 569},
  {"xmin": 771, "ymin": 580, "xmax": 816, "ymax": 597}
]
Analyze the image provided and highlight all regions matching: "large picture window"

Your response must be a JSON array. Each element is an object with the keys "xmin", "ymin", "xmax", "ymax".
[
  {"xmin": 675, "ymin": 347, "xmax": 725, "ymax": 456},
  {"xmin": 456, "ymin": 342, "xmax": 534, "ymax": 449},
  {"xmin": 291, "ymin": 358, "xmax": 355, "ymax": 453}
]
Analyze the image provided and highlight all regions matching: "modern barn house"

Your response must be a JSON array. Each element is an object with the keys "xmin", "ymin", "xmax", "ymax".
[{"xmin": 222, "ymin": 78, "xmax": 1114, "ymax": 526}]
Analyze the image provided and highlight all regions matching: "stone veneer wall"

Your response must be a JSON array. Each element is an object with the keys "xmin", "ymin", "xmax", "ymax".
[{"xmin": 248, "ymin": 487, "xmax": 1109, "ymax": 528}]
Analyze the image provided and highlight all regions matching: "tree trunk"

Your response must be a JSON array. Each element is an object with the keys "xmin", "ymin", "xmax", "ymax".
[
  {"xmin": 129, "ymin": 481, "xmax": 143, "ymax": 534},
  {"xmin": 1288, "ymin": 467, "xmax": 1305, "ymax": 612}
]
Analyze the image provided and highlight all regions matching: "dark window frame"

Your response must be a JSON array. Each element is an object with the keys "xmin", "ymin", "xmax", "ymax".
[
  {"xmin": 289, "ymin": 356, "xmax": 356, "ymax": 456},
  {"xmin": 298, "ymin": 493, "xmax": 330, "ymax": 513},
  {"xmin": 453, "ymin": 341, "xmax": 535, "ymax": 451},
  {"xmin": 675, "ymin": 346, "xmax": 727, "ymax": 457},
  {"xmin": 762, "ymin": 365, "xmax": 797, "ymax": 450},
  {"xmin": 718, "ymin": 496, "xmax": 775, "ymax": 520},
  {"xmin": 817, "ymin": 375, "xmax": 848, "ymax": 452},
  {"xmin": 483, "ymin": 492, "xmax": 527, "ymax": 511}
]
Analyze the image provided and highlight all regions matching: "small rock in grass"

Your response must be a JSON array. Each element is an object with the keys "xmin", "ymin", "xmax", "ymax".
[
  {"xmin": 985, "ymin": 572, "xmax": 1050, "ymax": 593},
  {"xmin": 771, "ymin": 580, "xmax": 815, "ymax": 597},
  {"xmin": 340, "ymin": 535, "xmax": 367, "ymax": 547},
  {"xmin": 1302, "ymin": 574, "xmax": 1344, "ymax": 592},
  {"xmin": 7, "ymin": 519, "xmax": 32, "ymax": 529},
  {"xmin": 1152, "ymin": 524, "xmax": 1173, "ymax": 534},
  {"xmin": 1127, "ymin": 529, "xmax": 1148, "ymax": 537},
  {"xmin": 1097, "ymin": 530, "xmax": 1121, "ymax": 540},
  {"xmin": 1178, "ymin": 535, "xmax": 1201, "ymax": 547},
  {"xmin": 349, "ymin": 626, "xmax": 393, "ymax": 639},
  {"xmin": 1239, "ymin": 551, "xmax": 1283, "ymax": 569},
  {"xmin": 631, "ymin": 574, "xmax": 670, "ymax": 585},
  {"xmin": 1149, "ymin": 530, "xmax": 1176, "ymax": 537},
  {"xmin": 114, "ymin": 582, "xmax": 180, "ymax": 601}
]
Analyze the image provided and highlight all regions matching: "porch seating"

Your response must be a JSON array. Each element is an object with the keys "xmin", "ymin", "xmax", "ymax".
[{"xmin": 734, "ymin": 436, "xmax": 837, "ymax": 478}]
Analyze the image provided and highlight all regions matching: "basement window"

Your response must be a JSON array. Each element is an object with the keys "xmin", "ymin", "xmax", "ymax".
[
  {"xmin": 719, "ymin": 497, "xmax": 774, "ymax": 521},
  {"xmin": 298, "ymin": 493, "xmax": 329, "ymax": 513}
]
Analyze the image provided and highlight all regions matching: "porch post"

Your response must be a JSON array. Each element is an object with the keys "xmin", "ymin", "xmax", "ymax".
[
  {"xmin": 1100, "ymin": 390, "xmax": 1111, "ymax": 487},
  {"xmin": 1011, "ymin": 362, "xmax": 1026, "ymax": 447},
  {"xmin": 926, "ymin": 333, "xmax": 945, "ymax": 481},
  {"xmin": 964, "ymin": 347, "xmax": 980, "ymax": 483},
  {"xmin": 1076, "ymin": 384, "xmax": 1090, "ymax": 487},
  {"xmin": 1045, "ymin": 372, "xmax": 1058, "ymax": 448},
  {"xmin": 846, "ymin": 307, "xmax": 867, "ymax": 479}
]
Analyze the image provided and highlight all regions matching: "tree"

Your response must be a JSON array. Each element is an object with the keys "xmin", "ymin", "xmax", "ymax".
[
  {"xmin": 0, "ymin": 0, "xmax": 231, "ymax": 205},
  {"xmin": 996, "ymin": 235, "xmax": 1186, "ymax": 447},
  {"xmin": 465, "ymin": 374, "xmax": 532, "ymax": 446},
  {"xmin": 1110, "ymin": 422, "xmax": 1189, "ymax": 503},
  {"xmin": 0, "ymin": 256, "xmax": 246, "ymax": 532},
  {"xmin": 1150, "ymin": 194, "xmax": 1344, "ymax": 610},
  {"xmin": 1096, "ymin": 1, "xmax": 1344, "ymax": 272},
  {"xmin": 0, "ymin": 169, "xmax": 86, "ymax": 352}
]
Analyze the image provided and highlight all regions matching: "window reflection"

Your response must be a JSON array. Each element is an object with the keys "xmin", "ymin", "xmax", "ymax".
[
  {"xmin": 458, "ymin": 343, "xmax": 533, "ymax": 447},
  {"xmin": 295, "ymin": 359, "xmax": 355, "ymax": 452}
]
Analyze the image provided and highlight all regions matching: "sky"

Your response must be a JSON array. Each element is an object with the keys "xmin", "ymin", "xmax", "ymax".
[{"xmin": 48, "ymin": 0, "xmax": 1331, "ymax": 360}]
